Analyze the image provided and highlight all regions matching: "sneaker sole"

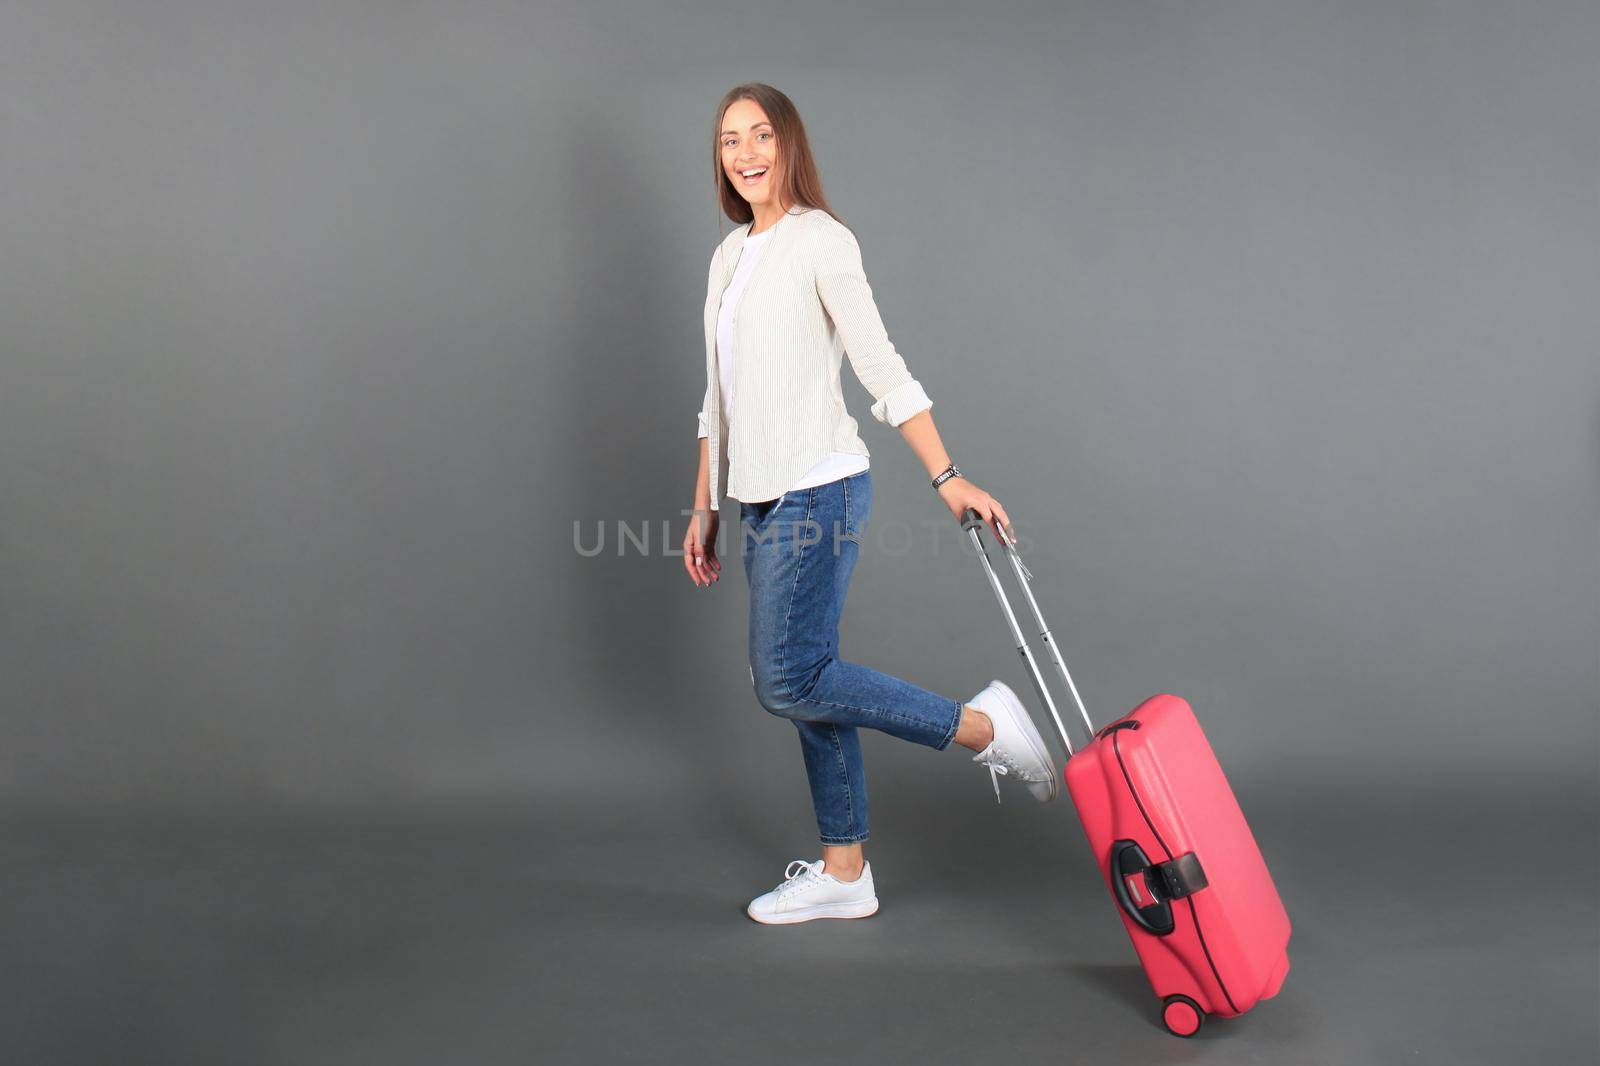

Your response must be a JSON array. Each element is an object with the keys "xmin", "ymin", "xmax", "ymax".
[
  {"xmin": 746, "ymin": 897, "xmax": 880, "ymax": 925},
  {"xmin": 986, "ymin": 679, "xmax": 1061, "ymax": 801}
]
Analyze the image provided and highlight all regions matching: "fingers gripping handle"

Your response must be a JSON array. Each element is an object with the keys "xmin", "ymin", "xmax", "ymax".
[{"xmin": 961, "ymin": 508, "xmax": 1032, "ymax": 578}]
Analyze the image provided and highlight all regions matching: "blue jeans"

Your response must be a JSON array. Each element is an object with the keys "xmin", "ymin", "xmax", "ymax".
[{"xmin": 740, "ymin": 470, "xmax": 965, "ymax": 845}]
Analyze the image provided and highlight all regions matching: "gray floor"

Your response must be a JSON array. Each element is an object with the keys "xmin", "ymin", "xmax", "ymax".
[{"xmin": 1, "ymin": 783, "xmax": 1594, "ymax": 1065}]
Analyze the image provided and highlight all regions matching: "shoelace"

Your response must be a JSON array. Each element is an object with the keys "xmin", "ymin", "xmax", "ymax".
[
  {"xmin": 774, "ymin": 859, "xmax": 825, "ymax": 897},
  {"xmin": 972, "ymin": 742, "xmax": 1049, "ymax": 804},
  {"xmin": 972, "ymin": 745, "xmax": 1015, "ymax": 804}
]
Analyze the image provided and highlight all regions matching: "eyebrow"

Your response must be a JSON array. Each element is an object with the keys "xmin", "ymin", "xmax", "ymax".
[{"xmin": 721, "ymin": 122, "xmax": 773, "ymax": 136}]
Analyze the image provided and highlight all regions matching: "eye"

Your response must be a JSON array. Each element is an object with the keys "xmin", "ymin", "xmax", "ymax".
[{"xmin": 758, "ymin": 132, "xmax": 771, "ymax": 140}]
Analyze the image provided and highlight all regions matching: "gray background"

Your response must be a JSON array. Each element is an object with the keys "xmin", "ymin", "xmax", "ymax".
[{"xmin": 1, "ymin": 0, "xmax": 1595, "ymax": 1063}]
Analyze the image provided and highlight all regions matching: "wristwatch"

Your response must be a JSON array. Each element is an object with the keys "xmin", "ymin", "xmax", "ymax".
[{"xmin": 931, "ymin": 463, "xmax": 962, "ymax": 490}]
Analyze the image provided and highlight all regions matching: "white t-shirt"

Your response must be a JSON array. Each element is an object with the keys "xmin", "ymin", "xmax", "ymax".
[{"xmin": 698, "ymin": 227, "xmax": 870, "ymax": 496}]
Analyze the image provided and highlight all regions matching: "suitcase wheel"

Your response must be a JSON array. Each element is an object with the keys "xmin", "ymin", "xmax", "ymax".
[{"xmin": 1160, "ymin": 995, "xmax": 1204, "ymax": 1038}]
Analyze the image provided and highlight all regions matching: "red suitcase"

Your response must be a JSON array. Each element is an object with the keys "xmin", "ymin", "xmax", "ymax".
[{"xmin": 960, "ymin": 510, "xmax": 1291, "ymax": 1038}]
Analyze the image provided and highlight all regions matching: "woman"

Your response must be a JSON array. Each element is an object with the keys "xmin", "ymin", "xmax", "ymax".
[{"xmin": 682, "ymin": 84, "xmax": 1057, "ymax": 925}]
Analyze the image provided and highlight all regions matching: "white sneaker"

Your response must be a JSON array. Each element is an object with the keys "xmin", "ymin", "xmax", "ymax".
[
  {"xmin": 967, "ymin": 679, "xmax": 1059, "ymax": 802},
  {"xmin": 746, "ymin": 859, "xmax": 879, "ymax": 925}
]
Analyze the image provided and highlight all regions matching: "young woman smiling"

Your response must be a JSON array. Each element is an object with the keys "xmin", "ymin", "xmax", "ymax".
[{"xmin": 682, "ymin": 84, "xmax": 1058, "ymax": 925}]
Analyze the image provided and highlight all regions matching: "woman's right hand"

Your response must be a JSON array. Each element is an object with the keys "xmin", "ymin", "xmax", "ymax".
[{"xmin": 683, "ymin": 506, "xmax": 721, "ymax": 587}]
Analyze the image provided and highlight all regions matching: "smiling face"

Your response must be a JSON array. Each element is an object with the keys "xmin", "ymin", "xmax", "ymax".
[{"xmin": 719, "ymin": 98, "xmax": 781, "ymax": 210}]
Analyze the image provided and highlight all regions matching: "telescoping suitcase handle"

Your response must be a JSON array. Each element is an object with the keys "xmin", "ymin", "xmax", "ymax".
[{"xmin": 961, "ymin": 508, "xmax": 1098, "ymax": 758}]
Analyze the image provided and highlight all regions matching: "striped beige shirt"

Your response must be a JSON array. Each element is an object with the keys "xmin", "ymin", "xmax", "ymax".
[{"xmin": 699, "ymin": 206, "xmax": 932, "ymax": 510}]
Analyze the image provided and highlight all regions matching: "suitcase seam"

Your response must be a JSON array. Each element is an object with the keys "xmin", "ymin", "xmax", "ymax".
[{"xmin": 1112, "ymin": 728, "xmax": 1239, "ymax": 1015}]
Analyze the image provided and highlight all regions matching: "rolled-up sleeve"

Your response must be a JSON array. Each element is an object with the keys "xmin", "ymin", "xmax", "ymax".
[
  {"xmin": 696, "ymin": 378, "xmax": 712, "ymax": 439},
  {"xmin": 814, "ymin": 225, "xmax": 933, "ymax": 427}
]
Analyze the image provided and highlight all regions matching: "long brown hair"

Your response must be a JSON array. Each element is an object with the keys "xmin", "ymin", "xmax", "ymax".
[{"xmin": 712, "ymin": 83, "xmax": 843, "ymax": 229}]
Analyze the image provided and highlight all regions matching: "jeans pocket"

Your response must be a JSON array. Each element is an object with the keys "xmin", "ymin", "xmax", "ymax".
[
  {"xmin": 746, "ymin": 494, "xmax": 785, "ymax": 527},
  {"xmin": 842, "ymin": 473, "xmax": 871, "ymax": 541}
]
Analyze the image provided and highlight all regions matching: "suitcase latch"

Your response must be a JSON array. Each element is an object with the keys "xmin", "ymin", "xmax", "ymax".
[
  {"xmin": 1111, "ymin": 842, "xmax": 1209, "ymax": 936},
  {"xmin": 1153, "ymin": 852, "xmax": 1208, "ymax": 900}
]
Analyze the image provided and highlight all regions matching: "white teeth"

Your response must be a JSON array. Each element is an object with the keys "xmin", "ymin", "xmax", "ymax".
[{"xmin": 740, "ymin": 168, "xmax": 767, "ymax": 178}]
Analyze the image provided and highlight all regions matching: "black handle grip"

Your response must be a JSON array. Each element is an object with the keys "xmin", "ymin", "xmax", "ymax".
[
  {"xmin": 960, "ymin": 507, "xmax": 985, "ymax": 532},
  {"xmin": 1110, "ymin": 840, "xmax": 1175, "ymax": 937}
]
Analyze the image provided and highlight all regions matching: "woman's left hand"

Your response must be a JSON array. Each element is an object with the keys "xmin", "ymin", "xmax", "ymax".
[{"xmin": 937, "ymin": 477, "xmax": 1015, "ymax": 544}]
